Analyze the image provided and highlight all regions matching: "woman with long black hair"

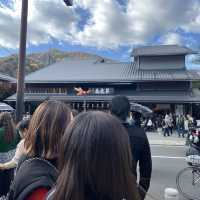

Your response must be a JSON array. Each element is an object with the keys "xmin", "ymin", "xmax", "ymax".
[{"xmin": 47, "ymin": 111, "xmax": 140, "ymax": 200}]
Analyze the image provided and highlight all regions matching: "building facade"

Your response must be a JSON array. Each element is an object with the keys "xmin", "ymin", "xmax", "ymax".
[
  {"xmin": 6, "ymin": 45, "xmax": 200, "ymax": 116},
  {"xmin": 0, "ymin": 73, "xmax": 16, "ymax": 101}
]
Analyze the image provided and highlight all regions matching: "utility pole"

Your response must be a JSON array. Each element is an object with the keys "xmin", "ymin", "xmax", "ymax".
[
  {"xmin": 16, "ymin": 0, "xmax": 28, "ymax": 122},
  {"xmin": 15, "ymin": 0, "xmax": 72, "ymax": 122}
]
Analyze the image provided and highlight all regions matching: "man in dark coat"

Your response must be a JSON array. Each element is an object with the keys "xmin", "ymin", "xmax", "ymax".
[{"xmin": 110, "ymin": 95, "xmax": 152, "ymax": 200}]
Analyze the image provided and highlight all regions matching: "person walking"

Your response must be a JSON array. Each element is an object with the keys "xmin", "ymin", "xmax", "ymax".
[
  {"xmin": 176, "ymin": 115, "xmax": 184, "ymax": 137},
  {"xmin": 168, "ymin": 113, "xmax": 173, "ymax": 135},
  {"xmin": 163, "ymin": 113, "xmax": 170, "ymax": 137},
  {"xmin": 110, "ymin": 95, "xmax": 152, "ymax": 200},
  {"xmin": 46, "ymin": 111, "xmax": 140, "ymax": 200},
  {"xmin": 184, "ymin": 116, "xmax": 189, "ymax": 137},
  {"xmin": 146, "ymin": 118, "xmax": 153, "ymax": 132},
  {"xmin": 157, "ymin": 114, "xmax": 163, "ymax": 134}
]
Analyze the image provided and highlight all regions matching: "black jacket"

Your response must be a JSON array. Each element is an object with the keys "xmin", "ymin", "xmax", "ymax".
[
  {"xmin": 122, "ymin": 122, "xmax": 152, "ymax": 200},
  {"xmin": 8, "ymin": 157, "xmax": 58, "ymax": 200}
]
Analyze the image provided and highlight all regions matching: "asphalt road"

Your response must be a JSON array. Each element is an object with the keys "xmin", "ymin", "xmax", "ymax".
[{"xmin": 146, "ymin": 145, "xmax": 188, "ymax": 200}]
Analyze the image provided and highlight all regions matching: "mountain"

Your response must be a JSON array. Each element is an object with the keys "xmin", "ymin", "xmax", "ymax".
[{"xmin": 0, "ymin": 49, "xmax": 105, "ymax": 77}]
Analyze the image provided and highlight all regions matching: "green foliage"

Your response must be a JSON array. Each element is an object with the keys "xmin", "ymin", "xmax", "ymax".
[
  {"xmin": 0, "ymin": 49, "xmax": 103, "ymax": 77},
  {"xmin": 192, "ymin": 81, "xmax": 200, "ymax": 88},
  {"xmin": 192, "ymin": 54, "xmax": 200, "ymax": 64}
]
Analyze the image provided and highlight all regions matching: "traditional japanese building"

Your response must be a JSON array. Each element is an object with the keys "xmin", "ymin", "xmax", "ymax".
[
  {"xmin": 6, "ymin": 45, "xmax": 200, "ymax": 116},
  {"xmin": 0, "ymin": 73, "xmax": 16, "ymax": 101}
]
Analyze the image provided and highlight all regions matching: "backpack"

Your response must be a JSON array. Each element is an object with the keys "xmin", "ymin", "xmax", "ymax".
[{"xmin": 8, "ymin": 157, "xmax": 58, "ymax": 200}]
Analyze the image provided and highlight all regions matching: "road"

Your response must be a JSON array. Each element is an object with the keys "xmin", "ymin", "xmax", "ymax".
[{"xmin": 146, "ymin": 145, "xmax": 187, "ymax": 200}]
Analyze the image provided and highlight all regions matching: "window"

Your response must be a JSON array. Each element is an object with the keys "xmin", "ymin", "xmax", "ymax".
[{"xmin": 26, "ymin": 87, "xmax": 67, "ymax": 94}]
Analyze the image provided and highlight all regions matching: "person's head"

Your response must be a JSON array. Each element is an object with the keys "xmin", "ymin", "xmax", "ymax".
[
  {"xmin": 24, "ymin": 100, "xmax": 72, "ymax": 160},
  {"xmin": 53, "ymin": 111, "xmax": 139, "ymax": 200},
  {"xmin": 17, "ymin": 119, "xmax": 30, "ymax": 138},
  {"xmin": 71, "ymin": 109, "xmax": 79, "ymax": 117},
  {"xmin": 110, "ymin": 95, "xmax": 130, "ymax": 121},
  {"xmin": 0, "ymin": 112, "xmax": 15, "ymax": 143}
]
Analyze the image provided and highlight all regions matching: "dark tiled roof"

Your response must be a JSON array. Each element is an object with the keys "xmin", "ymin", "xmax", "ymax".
[
  {"xmin": 0, "ymin": 73, "xmax": 16, "ymax": 82},
  {"xmin": 25, "ymin": 58, "xmax": 200, "ymax": 83},
  {"xmin": 6, "ymin": 90, "xmax": 200, "ymax": 103},
  {"xmin": 25, "ymin": 58, "xmax": 125, "ymax": 83},
  {"xmin": 131, "ymin": 45, "xmax": 195, "ymax": 57}
]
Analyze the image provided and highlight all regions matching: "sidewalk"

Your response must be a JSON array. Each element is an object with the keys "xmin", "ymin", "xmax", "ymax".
[{"xmin": 147, "ymin": 131, "xmax": 186, "ymax": 146}]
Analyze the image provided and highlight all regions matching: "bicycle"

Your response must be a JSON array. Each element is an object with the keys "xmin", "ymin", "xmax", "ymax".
[{"xmin": 176, "ymin": 155, "xmax": 200, "ymax": 200}]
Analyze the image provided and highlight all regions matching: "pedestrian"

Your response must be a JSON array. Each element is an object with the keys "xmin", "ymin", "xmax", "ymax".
[
  {"xmin": 146, "ymin": 118, "xmax": 153, "ymax": 131},
  {"xmin": 157, "ymin": 114, "xmax": 163, "ymax": 134},
  {"xmin": 8, "ymin": 100, "xmax": 72, "ymax": 200},
  {"xmin": 176, "ymin": 115, "xmax": 184, "ymax": 137},
  {"xmin": 127, "ymin": 111, "xmax": 135, "ymax": 126},
  {"xmin": 46, "ymin": 111, "xmax": 140, "ymax": 200},
  {"xmin": 164, "ymin": 113, "xmax": 170, "ymax": 136},
  {"xmin": 132, "ymin": 112, "xmax": 142, "ymax": 128},
  {"xmin": 184, "ymin": 116, "xmax": 189, "ymax": 137},
  {"xmin": 23, "ymin": 112, "xmax": 31, "ymax": 120},
  {"xmin": 187, "ymin": 114, "xmax": 195, "ymax": 132},
  {"xmin": 162, "ymin": 118, "xmax": 170, "ymax": 137},
  {"xmin": 0, "ymin": 119, "xmax": 29, "ymax": 170},
  {"xmin": 0, "ymin": 112, "xmax": 19, "ymax": 197},
  {"xmin": 168, "ymin": 113, "xmax": 173, "ymax": 135},
  {"xmin": 110, "ymin": 95, "xmax": 152, "ymax": 200}
]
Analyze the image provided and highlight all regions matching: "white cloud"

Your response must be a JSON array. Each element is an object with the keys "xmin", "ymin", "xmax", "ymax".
[
  {"xmin": 0, "ymin": 0, "xmax": 200, "ymax": 49},
  {"xmin": 0, "ymin": 0, "xmax": 78, "ymax": 49},
  {"xmin": 0, "ymin": 1, "xmax": 20, "ymax": 48},
  {"xmin": 75, "ymin": 0, "xmax": 200, "ymax": 48},
  {"xmin": 181, "ymin": 0, "xmax": 200, "ymax": 33},
  {"xmin": 158, "ymin": 31, "xmax": 199, "ymax": 49},
  {"xmin": 159, "ymin": 32, "xmax": 182, "ymax": 45},
  {"xmin": 27, "ymin": 0, "xmax": 78, "ymax": 45}
]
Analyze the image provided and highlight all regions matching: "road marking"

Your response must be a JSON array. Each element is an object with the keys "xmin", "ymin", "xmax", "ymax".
[
  {"xmin": 152, "ymin": 156, "xmax": 185, "ymax": 159},
  {"xmin": 151, "ymin": 144, "xmax": 185, "ymax": 148}
]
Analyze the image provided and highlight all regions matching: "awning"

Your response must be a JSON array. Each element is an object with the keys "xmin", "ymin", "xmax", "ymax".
[
  {"xmin": 0, "ymin": 102, "xmax": 14, "ymax": 111},
  {"xmin": 6, "ymin": 90, "xmax": 200, "ymax": 104}
]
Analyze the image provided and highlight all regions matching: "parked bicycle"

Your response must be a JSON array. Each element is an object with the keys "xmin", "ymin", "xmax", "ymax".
[{"xmin": 176, "ymin": 155, "xmax": 200, "ymax": 200}]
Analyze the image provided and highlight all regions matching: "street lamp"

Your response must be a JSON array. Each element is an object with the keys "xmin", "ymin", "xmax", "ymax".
[
  {"xmin": 15, "ymin": 0, "xmax": 73, "ymax": 122},
  {"xmin": 63, "ymin": 0, "xmax": 73, "ymax": 6}
]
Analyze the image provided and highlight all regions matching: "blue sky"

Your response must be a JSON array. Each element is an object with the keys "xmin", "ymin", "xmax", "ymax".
[{"xmin": 0, "ymin": 0, "xmax": 200, "ymax": 68}]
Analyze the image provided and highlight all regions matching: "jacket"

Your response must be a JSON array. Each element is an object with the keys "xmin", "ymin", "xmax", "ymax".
[
  {"xmin": 122, "ymin": 122, "xmax": 152, "ymax": 200},
  {"xmin": 8, "ymin": 157, "xmax": 58, "ymax": 200}
]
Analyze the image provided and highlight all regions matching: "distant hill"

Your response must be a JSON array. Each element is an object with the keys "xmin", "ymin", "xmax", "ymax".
[{"xmin": 0, "ymin": 49, "xmax": 106, "ymax": 77}]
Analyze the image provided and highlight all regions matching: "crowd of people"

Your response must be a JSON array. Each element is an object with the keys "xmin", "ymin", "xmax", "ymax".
[
  {"xmin": 0, "ymin": 96, "xmax": 152, "ymax": 200},
  {"xmin": 145, "ymin": 113, "xmax": 195, "ymax": 137}
]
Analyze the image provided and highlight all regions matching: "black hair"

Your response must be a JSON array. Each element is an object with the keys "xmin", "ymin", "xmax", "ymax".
[
  {"xmin": 71, "ymin": 109, "xmax": 79, "ymax": 117},
  {"xmin": 110, "ymin": 95, "xmax": 130, "ymax": 121},
  {"xmin": 53, "ymin": 111, "xmax": 140, "ymax": 200},
  {"xmin": 17, "ymin": 119, "xmax": 30, "ymax": 132}
]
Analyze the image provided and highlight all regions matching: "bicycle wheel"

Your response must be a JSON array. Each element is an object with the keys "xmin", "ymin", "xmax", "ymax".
[{"xmin": 176, "ymin": 166, "xmax": 200, "ymax": 200}]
